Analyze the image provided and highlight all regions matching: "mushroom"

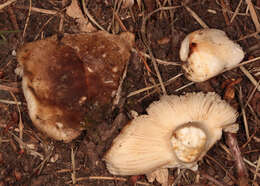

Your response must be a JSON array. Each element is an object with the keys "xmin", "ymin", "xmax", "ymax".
[
  {"xmin": 17, "ymin": 31, "xmax": 134, "ymax": 142},
  {"xmin": 104, "ymin": 92, "xmax": 238, "ymax": 175},
  {"xmin": 179, "ymin": 28, "xmax": 245, "ymax": 82}
]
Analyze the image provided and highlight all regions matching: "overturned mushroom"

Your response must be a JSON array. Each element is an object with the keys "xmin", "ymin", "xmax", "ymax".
[
  {"xmin": 104, "ymin": 92, "xmax": 238, "ymax": 175},
  {"xmin": 179, "ymin": 28, "xmax": 244, "ymax": 82},
  {"xmin": 17, "ymin": 31, "xmax": 134, "ymax": 142}
]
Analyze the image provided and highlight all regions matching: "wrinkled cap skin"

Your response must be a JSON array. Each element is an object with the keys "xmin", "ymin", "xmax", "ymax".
[
  {"xmin": 17, "ymin": 31, "xmax": 135, "ymax": 142},
  {"xmin": 104, "ymin": 92, "xmax": 238, "ymax": 175},
  {"xmin": 179, "ymin": 28, "xmax": 245, "ymax": 82}
]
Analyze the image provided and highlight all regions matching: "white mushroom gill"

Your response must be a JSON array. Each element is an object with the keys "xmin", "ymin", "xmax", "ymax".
[
  {"xmin": 104, "ymin": 92, "xmax": 238, "ymax": 175},
  {"xmin": 179, "ymin": 29, "xmax": 245, "ymax": 82}
]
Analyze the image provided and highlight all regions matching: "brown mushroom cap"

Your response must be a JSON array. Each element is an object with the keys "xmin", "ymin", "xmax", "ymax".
[{"xmin": 17, "ymin": 31, "xmax": 134, "ymax": 142}]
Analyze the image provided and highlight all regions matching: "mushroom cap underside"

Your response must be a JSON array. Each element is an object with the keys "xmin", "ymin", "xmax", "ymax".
[{"xmin": 104, "ymin": 92, "xmax": 238, "ymax": 175}]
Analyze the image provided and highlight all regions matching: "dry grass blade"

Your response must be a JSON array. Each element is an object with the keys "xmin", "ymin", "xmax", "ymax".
[
  {"xmin": 58, "ymin": 0, "xmax": 66, "ymax": 32},
  {"xmin": 113, "ymin": 59, "xmax": 128, "ymax": 107},
  {"xmin": 9, "ymin": 91, "xmax": 24, "ymax": 149},
  {"xmin": 230, "ymin": 0, "xmax": 243, "ymax": 23},
  {"xmin": 244, "ymin": 158, "xmax": 257, "ymax": 168},
  {"xmin": 228, "ymin": 56, "xmax": 260, "ymax": 69},
  {"xmin": 33, "ymin": 146, "xmax": 54, "ymax": 175},
  {"xmin": 141, "ymin": 13, "xmax": 166, "ymax": 95},
  {"xmin": 127, "ymin": 73, "xmax": 183, "ymax": 98},
  {"xmin": 220, "ymin": 0, "xmax": 230, "ymax": 25},
  {"xmin": 0, "ymin": 0, "xmax": 16, "ymax": 10},
  {"xmin": 0, "ymin": 99, "xmax": 21, "ymax": 105},
  {"xmin": 184, "ymin": 5, "xmax": 209, "ymax": 29},
  {"xmin": 240, "ymin": 66, "xmax": 260, "ymax": 92},
  {"xmin": 245, "ymin": 80, "xmax": 260, "ymax": 107},
  {"xmin": 71, "ymin": 147, "xmax": 76, "ymax": 184},
  {"xmin": 140, "ymin": 6, "xmax": 181, "ymax": 96},
  {"xmin": 239, "ymin": 86, "xmax": 250, "ymax": 139},
  {"xmin": 0, "ymin": 84, "xmax": 19, "ymax": 92},
  {"xmin": 174, "ymin": 82, "xmax": 194, "ymax": 92},
  {"xmin": 131, "ymin": 48, "xmax": 180, "ymax": 66},
  {"xmin": 201, "ymin": 173, "xmax": 225, "ymax": 186},
  {"xmin": 82, "ymin": 0, "xmax": 106, "ymax": 31},
  {"xmin": 66, "ymin": 176, "xmax": 153, "ymax": 185},
  {"xmin": 254, "ymin": 156, "xmax": 260, "ymax": 181},
  {"xmin": 9, "ymin": 131, "xmax": 44, "ymax": 159},
  {"xmin": 22, "ymin": 0, "xmax": 32, "ymax": 39},
  {"xmin": 245, "ymin": 0, "xmax": 260, "ymax": 31},
  {"xmin": 238, "ymin": 31, "xmax": 260, "ymax": 41},
  {"xmin": 34, "ymin": 15, "xmax": 58, "ymax": 40},
  {"xmin": 16, "ymin": 6, "xmax": 58, "ymax": 15},
  {"xmin": 206, "ymin": 155, "xmax": 237, "ymax": 183}
]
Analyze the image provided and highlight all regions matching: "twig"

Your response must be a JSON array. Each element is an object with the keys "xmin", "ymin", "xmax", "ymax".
[
  {"xmin": 230, "ymin": 56, "xmax": 260, "ymax": 69},
  {"xmin": 0, "ymin": 0, "xmax": 16, "ymax": 10},
  {"xmin": 241, "ymin": 129, "xmax": 257, "ymax": 149},
  {"xmin": 71, "ymin": 147, "xmax": 76, "ymax": 184},
  {"xmin": 34, "ymin": 16, "xmax": 57, "ymax": 40},
  {"xmin": 16, "ymin": 6, "xmax": 58, "ymax": 15},
  {"xmin": 58, "ymin": 0, "xmax": 65, "ymax": 32},
  {"xmin": 66, "ymin": 176, "xmax": 152, "ymax": 185},
  {"xmin": 230, "ymin": 0, "xmax": 243, "ymax": 24},
  {"xmin": 0, "ymin": 99, "xmax": 21, "ymax": 105},
  {"xmin": 140, "ymin": 7, "xmax": 181, "ymax": 95},
  {"xmin": 113, "ymin": 59, "xmax": 129, "ymax": 107},
  {"xmin": 206, "ymin": 155, "xmax": 237, "ymax": 183},
  {"xmin": 239, "ymin": 86, "xmax": 249, "ymax": 140},
  {"xmin": 245, "ymin": 0, "xmax": 260, "ymax": 32},
  {"xmin": 33, "ymin": 146, "xmax": 54, "ymax": 175},
  {"xmin": 82, "ymin": 0, "xmax": 106, "ymax": 31},
  {"xmin": 240, "ymin": 66, "xmax": 260, "ymax": 92},
  {"xmin": 254, "ymin": 156, "xmax": 260, "ymax": 181},
  {"xmin": 238, "ymin": 31, "xmax": 260, "ymax": 41},
  {"xmin": 131, "ymin": 48, "xmax": 180, "ymax": 66},
  {"xmin": 7, "ymin": 5, "xmax": 19, "ymax": 31},
  {"xmin": 244, "ymin": 158, "xmax": 257, "ymax": 168},
  {"xmin": 225, "ymin": 132, "xmax": 249, "ymax": 185},
  {"xmin": 9, "ymin": 131, "xmax": 44, "ymax": 159},
  {"xmin": 248, "ymin": 168, "xmax": 260, "ymax": 178},
  {"xmin": 184, "ymin": 5, "xmax": 209, "ymax": 29},
  {"xmin": 174, "ymin": 82, "xmax": 194, "ymax": 92},
  {"xmin": 201, "ymin": 173, "xmax": 225, "ymax": 186},
  {"xmin": 0, "ymin": 84, "xmax": 19, "ymax": 92},
  {"xmin": 220, "ymin": 0, "xmax": 230, "ymax": 25},
  {"xmin": 56, "ymin": 168, "xmax": 80, "ymax": 173},
  {"xmin": 245, "ymin": 80, "xmax": 260, "ymax": 108},
  {"xmin": 127, "ymin": 73, "xmax": 183, "ymax": 98},
  {"xmin": 22, "ymin": 0, "xmax": 32, "ymax": 39},
  {"xmin": 9, "ymin": 91, "xmax": 24, "ymax": 150}
]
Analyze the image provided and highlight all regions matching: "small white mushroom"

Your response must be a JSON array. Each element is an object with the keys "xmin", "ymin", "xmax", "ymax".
[
  {"xmin": 104, "ymin": 92, "xmax": 238, "ymax": 175},
  {"xmin": 179, "ymin": 29, "xmax": 245, "ymax": 82}
]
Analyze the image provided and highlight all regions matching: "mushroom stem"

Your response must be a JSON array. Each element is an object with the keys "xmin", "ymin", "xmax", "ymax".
[{"xmin": 171, "ymin": 122, "xmax": 207, "ymax": 163}]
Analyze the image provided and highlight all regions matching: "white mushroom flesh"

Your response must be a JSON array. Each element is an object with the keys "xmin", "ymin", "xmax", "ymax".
[
  {"xmin": 179, "ymin": 28, "xmax": 244, "ymax": 82},
  {"xmin": 171, "ymin": 125, "xmax": 207, "ymax": 163}
]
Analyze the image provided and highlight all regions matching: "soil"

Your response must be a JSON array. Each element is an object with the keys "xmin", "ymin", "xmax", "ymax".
[{"xmin": 0, "ymin": 0, "xmax": 260, "ymax": 185}]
